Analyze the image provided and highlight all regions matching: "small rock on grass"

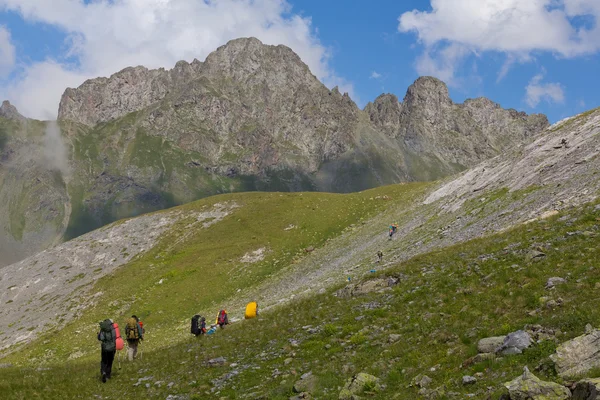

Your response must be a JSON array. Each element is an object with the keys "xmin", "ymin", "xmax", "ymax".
[{"xmin": 462, "ymin": 376, "xmax": 477, "ymax": 385}]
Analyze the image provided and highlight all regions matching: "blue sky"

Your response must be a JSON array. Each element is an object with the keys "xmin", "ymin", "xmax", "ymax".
[{"xmin": 0, "ymin": 0, "xmax": 599, "ymax": 123}]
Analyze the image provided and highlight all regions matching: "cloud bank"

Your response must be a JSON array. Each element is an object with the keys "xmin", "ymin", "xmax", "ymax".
[
  {"xmin": 399, "ymin": 0, "xmax": 600, "ymax": 83},
  {"xmin": 0, "ymin": 0, "xmax": 354, "ymax": 119}
]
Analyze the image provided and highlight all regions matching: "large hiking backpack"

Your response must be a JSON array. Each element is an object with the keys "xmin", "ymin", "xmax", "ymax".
[
  {"xmin": 191, "ymin": 315, "xmax": 201, "ymax": 335},
  {"xmin": 217, "ymin": 310, "xmax": 227, "ymax": 325},
  {"xmin": 126, "ymin": 317, "xmax": 140, "ymax": 340},
  {"xmin": 99, "ymin": 319, "xmax": 116, "ymax": 352}
]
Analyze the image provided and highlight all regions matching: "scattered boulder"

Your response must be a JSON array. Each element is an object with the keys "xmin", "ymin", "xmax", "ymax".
[
  {"xmin": 504, "ymin": 367, "xmax": 571, "ymax": 400},
  {"xmin": 497, "ymin": 330, "xmax": 532, "ymax": 355},
  {"xmin": 550, "ymin": 329, "xmax": 600, "ymax": 378},
  {"xmin": 546, "ymin": 277, "xmax": 567, "ymax": 289},
  {"xmin": 293, "ymin": 372, "xmax": 318, "ymax": 394},
  {"xmin": 477, "ymin": 336, "xmax": 505, "ymax": 353},
  {"xmin": 572, "ymin": 378, "xmax": 600, "ymax": 400},
  {"xmin": 462, "ymin": 375, "xmax": 477, "ymax": 385},
  {"xmin": 388, "ymin": 334, "xmax": 401, "ymax": 343},
  {"xmin": 411, "ymin": 374, "xmax": 432, "ymax": 388},
  {"xmin": 339, "ymin": 373, "xmax": 382, "ymax": 399},
  {"xmin": 207, "ymin": 357, "xmax": 227, "ymax": 367}
]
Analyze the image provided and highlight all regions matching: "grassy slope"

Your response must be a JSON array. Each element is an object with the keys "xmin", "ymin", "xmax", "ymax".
[
  {"xmin": 0, "ymin": 184, "xmax": 424, "ymax": 364},
  {"xmin": 1, "ymin": 183, "xmax": 600, "ymax": 398}
]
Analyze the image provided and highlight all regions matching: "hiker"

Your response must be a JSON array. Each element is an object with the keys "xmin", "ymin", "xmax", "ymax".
[
  {"xmin": 560, "ymin": 138, "xmax": 568, "ymax": 148},
  {"xmin": 388, "ymin": 224, "xmax": 398, "ymax": 239},
  {"xmin": 98, "ymin": 318, "xmax": 117, "ymax": 383},
  {"xmin": 377, "ymin": 250, "xmax": 383, "ymax": 263},
  {"xmin": 125, "ymin": 315, "xmax": 144, "ymax": 361},
  {"xmin": 216, "ymin": 309, "xmax": 229, "ymax": 329},
  {"xmin": 191, "ymin": 315, "xmax": 207, "ymax": 336}
]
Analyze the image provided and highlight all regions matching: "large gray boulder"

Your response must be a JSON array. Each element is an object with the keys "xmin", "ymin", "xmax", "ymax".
[
  {"xmin": 550, "ymin": 329, "xmax": 600, "ymax": 378},
  {"xmin": 504, "ymin": 367, "xmax": 571, "ymax": 400},
  {"xmin": 497, "ymin": 330, "xmax": 532, "ymax": 355}
]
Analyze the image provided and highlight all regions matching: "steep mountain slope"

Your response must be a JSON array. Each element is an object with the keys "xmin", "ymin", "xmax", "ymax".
[
  {"xmin": 0, "ymin": 102, "xmax": 72, "ymax": 267},
  {"xmin": 1, "ymin": 38, "xmax": 547, "ymax": 267},
  {"xmin": 0, "ymin": 107, "xmax": 598, "ymax": 399},
  {"xmin": 365, "ymin": 81, "xmax": 548, "ymax": 180}
]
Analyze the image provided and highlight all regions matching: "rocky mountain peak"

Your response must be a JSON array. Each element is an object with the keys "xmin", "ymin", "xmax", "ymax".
[
  {"xmin": 364, "ymin": 94, "xmax": 402, "ymax": 136},
  {"xmin": 403, "ymin": 76, "xmax": 452, "ymax": 110},
  {"xmin": 0, "ymin": 100, "xmax": 25, "ymax": 122}
]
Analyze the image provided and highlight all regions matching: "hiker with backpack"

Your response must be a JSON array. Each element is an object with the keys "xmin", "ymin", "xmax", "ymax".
[
  {"xmin": 377, "ymin": 250, "xmax": 383, "ymax": 263},
  {"xmin": 191, "ymin": 315, "xmax": 207, "ymax": 337},
  {"xmin": 98, "ymin": 318, "xmax": 117, "ymax": 382},
  {"xmin": 125, "ymin": 315, "xmax": 144, "ymax": 361},
  {"xmin": 216, "ymin": 309, "xmax": 229, "ymax": 329},
  {"xmin": 388, "ymin": 224, "xmax": 398, "ymax": 239}
]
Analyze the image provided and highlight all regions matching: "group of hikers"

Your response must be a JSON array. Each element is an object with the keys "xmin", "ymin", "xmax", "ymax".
[
  {"xmin": 97, "ymin": 315, "xmax": 144, "ymax": 383},
  {"xmin": 190, "ymin": 309, "xmax": 229, "ymax": 337},
  {"xmin": 97, "ymin": 304, "xmax": 258, "ymax": 383}
]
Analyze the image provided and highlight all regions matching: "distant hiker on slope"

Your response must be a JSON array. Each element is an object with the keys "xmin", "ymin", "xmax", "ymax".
[
  {"xmin": 98, "ymin": 318, "xmax": 117, "ymax": 383},
  {"xmin": 216, "ymin": 309, "xmax": 229, "ymax": 329},
  {"xmin": 125, "ymin": 315, "xmax": 144, "ymax": 361},
  {"xmin": 389, "ymin": 224, "xmax": 398, "ymax": 239},
  {"xmin": 377, "ymin": 250, "xmax": 383, "ymax": 263}
]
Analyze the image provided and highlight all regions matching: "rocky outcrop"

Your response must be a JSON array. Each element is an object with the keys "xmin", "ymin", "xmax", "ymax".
[
  {"xmin": 365, "ymin": 77, "xmax": 549, "ymax": 180},
  {"xmin": 504, "ymin": 367, "xmax": 571, "ymax": 400},
  {"xmin": 550, "ymin": 329, "xmax": 600, "ymax": 378},
  {"xmin": 0, "ymin": 101, "xmax": 25, "ymax": 122},
  {"xmin": 339, "ymin": 372, "xmax": 382, "ymax": 399}
]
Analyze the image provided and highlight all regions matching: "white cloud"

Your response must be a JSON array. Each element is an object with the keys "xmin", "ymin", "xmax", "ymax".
[
  {"xmin": 399, "ymin": 0, "xmax": 600, "ymax": 82},
  {"xmin": 370, "ymin": 71, "xmax": 382, "ymax": 79},
  {"xmin": 0, "ymin": 0, "xmax": 355, "ymax": 119},
  {"xmin": 0, "ymin": 25, "xmax": 15, "ymax": 77},
  {"xmin": 414, "ymin": 43, "xmax": 470, "ymax": 86},
  {"xmin": 525, "ymin": 71, "xmax": 565, "ymax": 108}
]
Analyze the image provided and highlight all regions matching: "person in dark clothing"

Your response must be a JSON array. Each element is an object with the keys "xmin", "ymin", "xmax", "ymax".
[
  {"xmin": 377, "ymin": 250, "xmax": 383, "ymax": 263},
  {"xmin": 98, "ymin": 319, "xmax": 117, "ymax": 383}
]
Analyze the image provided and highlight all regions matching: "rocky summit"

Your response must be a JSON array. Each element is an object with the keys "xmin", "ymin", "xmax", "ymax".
[{"xmin": 0, "ymin": 37, "xmax": 547, "ymax": 266}]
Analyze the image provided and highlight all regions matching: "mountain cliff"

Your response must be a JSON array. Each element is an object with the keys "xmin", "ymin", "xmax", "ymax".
[{"xmin": 0, "ymin": 37, "xmax": 548, "ymax": 266}]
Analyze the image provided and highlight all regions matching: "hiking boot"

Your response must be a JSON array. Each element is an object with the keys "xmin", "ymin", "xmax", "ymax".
[{"xmin": 102, "ymin": 373, "xmax": 107, "ymax": 383}]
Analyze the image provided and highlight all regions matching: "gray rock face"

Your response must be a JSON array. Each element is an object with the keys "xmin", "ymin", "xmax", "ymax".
[
  {"xmin": 550, "ymin": 329, "xmax": 600, "ymax": 378},
  {"xmin": 504, "ymin": 367, "xmax": 571, "ymax": 400},
  {"xmin": 497, "ymin": 330, "xmax": 532, "ymax": 355},
  {"xmin": 0, "ymin": 101, "xmax": 25, "ymax": 122},
  {"xmin": 366, "ymin": 77, "xmax": 548, "ymax": 181},
  {"xmin": 546, "ymin": 277, "xmax": 567, "ymax": 289}
]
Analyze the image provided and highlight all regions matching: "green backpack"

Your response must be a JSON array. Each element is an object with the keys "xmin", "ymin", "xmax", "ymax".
[{"xmin": 99, "ymin": 319, "xmax": 116, "ymax": 352}]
